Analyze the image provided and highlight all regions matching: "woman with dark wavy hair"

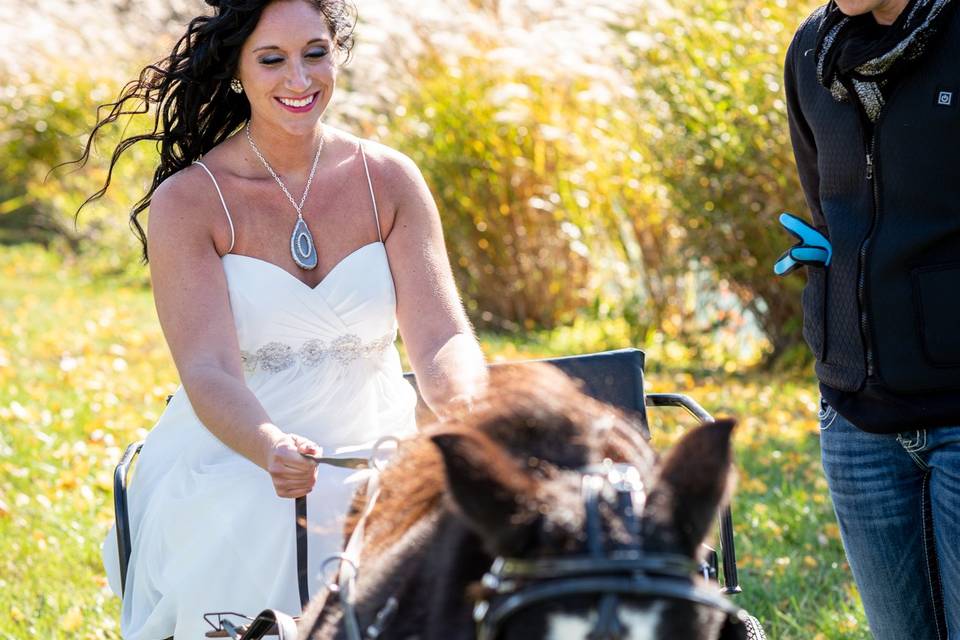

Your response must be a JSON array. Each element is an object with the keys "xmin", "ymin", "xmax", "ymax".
[{"xmin": 91, "ymin": 1, "xmax": 487, "ymax": 637}]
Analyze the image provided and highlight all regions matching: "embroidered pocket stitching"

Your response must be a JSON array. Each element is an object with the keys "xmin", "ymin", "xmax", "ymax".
[
  {"xmin": 818, "ymin": 405, "xmax": 839, "ymax": 431},
  {"xmin": 897, "ymin": 429, "xmax": 927, "ymax": 453}
]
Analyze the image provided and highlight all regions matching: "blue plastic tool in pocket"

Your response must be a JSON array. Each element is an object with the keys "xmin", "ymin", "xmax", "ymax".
[{"xmin": 773, "ymin": 212, "xmax": 832, "ymax": 276}]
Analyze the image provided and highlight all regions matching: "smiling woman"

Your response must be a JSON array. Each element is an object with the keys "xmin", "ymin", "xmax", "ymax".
[
  {"xmin": 239, "ymin": 6, "xmax": 337, "ymax": 139},
  {"xmin": 68, "ymin": 0, "xmax": 488, "ymax": 638}
]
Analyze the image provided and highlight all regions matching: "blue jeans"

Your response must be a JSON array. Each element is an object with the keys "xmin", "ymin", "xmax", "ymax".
[{"xmin": 819, "ymin": 401, "xmax": 960, "ymax": 639}]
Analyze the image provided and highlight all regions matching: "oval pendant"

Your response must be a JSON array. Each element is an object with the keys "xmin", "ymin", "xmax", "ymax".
[{"xmin": 290, "ymin": 218, "xmax": 318, "ymax": 270}]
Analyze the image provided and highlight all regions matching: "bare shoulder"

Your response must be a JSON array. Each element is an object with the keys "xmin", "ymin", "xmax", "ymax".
[
  {"xmin": 148, "ymin": 163, "xmax": 230, "ymax": 258},
  {"xmin": 351, "ymin": 136, "xmax": 425, "ymax": 191},
  {"xmin": 151, "ymin": 164, "xmax": 214, "ymax": 211},
  {"xmin": 315, "ymin": 126, "xmax": 424, "ymax": 190}
]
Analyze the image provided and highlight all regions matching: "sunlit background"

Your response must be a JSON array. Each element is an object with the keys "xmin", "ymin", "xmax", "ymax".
[{"xmin": 0, "ymin": 0, "xmax": 869, "ymax": 638}]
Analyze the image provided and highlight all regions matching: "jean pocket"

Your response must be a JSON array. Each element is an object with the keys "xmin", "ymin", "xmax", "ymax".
[{"xmin": 818, "ymin": 398, "xmax": 838, "ymax": 431}]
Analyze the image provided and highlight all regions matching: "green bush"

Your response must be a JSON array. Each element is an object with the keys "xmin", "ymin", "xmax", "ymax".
[
  {"xmin": 620, "ymin": 0, "xmax": 820, "ymax": 360},
  {"xmin": 373, "ymin": 36, "xmax": 691, "ymax": 339},
  {"xmin": 0, "ymin": 67, "xmax": 157, "ymax": 283},
  {"xmin": 378, "ymin": 53, "xmax": 605, "ymax": 331}
]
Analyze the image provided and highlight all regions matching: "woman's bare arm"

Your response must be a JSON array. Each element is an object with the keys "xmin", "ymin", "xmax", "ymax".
[
  {"xmin": 372, "ymin": 147, "xmax": 488, "ymax": 417},
  {"xmin": 147, "ymin": 168, "xmax": 318, "ymax": 497}
]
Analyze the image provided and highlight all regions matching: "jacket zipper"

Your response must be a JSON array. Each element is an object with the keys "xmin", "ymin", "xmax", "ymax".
[{"xmin": 859, "ymin": 138, "xmax": 877, "ymax": 378}]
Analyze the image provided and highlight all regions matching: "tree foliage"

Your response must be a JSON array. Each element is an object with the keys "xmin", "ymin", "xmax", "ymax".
[{"xmin": 620, "ymin": 0, "xmax": 819, "ymax": 360}]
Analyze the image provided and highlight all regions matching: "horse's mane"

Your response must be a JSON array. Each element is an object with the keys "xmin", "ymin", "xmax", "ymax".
[{"xmin": 345, "ymin": 363, "xmax": 654, "ymax": 556}]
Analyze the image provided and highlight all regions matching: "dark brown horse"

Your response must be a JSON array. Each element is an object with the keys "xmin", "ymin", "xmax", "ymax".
[{"xmin": 300, "ymin": 363, "xmax": 747, "ymax": 640}]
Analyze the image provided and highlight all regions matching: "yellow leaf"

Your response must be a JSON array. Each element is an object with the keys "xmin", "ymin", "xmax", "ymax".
[{"xmin": 60, "ymin": 605, "xmax": 83, "ymax": 631}]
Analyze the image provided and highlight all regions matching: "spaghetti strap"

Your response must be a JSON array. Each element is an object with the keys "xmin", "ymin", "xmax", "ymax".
[
  {"xmin": 358, "ymin": 143, "xmax": 383, "ymax": 243},
  {"xmin": 193, "ymin": 160, "xmax": 236, "ymax": 254}
]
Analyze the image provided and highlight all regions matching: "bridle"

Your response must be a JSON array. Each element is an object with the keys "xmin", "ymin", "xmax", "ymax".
[
  {"xmin": 323, "ymin": 463, "xmax": 750, "ymax": 640},
  {"xmin": 472, "ymin": 464, "xmax": 750, "ymax": 640}
]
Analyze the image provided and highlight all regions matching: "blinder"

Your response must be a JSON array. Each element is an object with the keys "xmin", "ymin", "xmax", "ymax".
[{"xmin": 472, "ymin": 464, "xmax": 751, "ymax": 640}]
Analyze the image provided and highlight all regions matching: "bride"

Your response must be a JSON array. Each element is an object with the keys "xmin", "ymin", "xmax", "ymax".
[{"xmin": 82, "ymin": 0, "xmax": 487, "ymax": 637}]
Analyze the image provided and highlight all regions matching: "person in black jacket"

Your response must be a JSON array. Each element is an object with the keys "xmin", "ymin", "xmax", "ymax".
[{"xmin": 784, "ymin": 0, "xmax": 960, "ymax": 637}]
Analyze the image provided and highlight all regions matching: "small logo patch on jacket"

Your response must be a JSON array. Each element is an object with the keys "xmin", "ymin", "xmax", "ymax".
[{"xmin": 936, "ymin": 89, "xmax": 954, "ymax": 107}]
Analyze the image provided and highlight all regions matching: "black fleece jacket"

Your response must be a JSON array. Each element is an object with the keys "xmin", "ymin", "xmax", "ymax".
[{"xmin": 785, "ymin": 4, "xmax": 960, "ymax": 433}]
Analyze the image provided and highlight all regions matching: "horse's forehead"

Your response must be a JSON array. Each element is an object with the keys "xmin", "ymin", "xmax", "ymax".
[{"xmin": 545, "ymin": 602, "xmax": 666, "ymax": 640}]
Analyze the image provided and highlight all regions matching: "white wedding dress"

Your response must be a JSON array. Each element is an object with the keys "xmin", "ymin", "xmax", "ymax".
[{"xmin": 102, "ymin": 146, "xmax": 418, "ymax": 639}]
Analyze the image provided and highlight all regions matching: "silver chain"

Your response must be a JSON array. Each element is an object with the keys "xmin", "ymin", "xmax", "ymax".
[{"xmin": 245, "ymin": 122, "xmax": 324, "ymax": 219}]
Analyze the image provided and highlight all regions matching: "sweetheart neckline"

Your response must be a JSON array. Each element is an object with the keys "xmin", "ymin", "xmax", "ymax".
[{"xmin": 222, "ymin": 241, "xmax": 384, "ymax": 292}]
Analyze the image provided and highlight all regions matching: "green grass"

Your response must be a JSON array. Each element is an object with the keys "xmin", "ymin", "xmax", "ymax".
[{"xmin": 0, "ymin": 245, "xmax": 868, "ymax": 639}]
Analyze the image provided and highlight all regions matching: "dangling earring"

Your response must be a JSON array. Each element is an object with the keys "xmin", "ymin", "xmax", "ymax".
[{"xmin": 230, "ymin": 78, "xmax": 243, "ymax": 94}]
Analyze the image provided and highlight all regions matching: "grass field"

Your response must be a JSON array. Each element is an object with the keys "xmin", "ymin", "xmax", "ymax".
[{"xmin": 0, "ymin": 245, "xmax": 869, "ymax": 639}]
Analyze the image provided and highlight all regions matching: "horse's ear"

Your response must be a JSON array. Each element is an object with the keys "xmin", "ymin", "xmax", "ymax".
[
  {"xmin": 644, "ymin": 419, "xmax": 736, "ymax": 557},
  {"xmin": 431, "ymin": 428, "xmax": 538, "ymax": 549}
]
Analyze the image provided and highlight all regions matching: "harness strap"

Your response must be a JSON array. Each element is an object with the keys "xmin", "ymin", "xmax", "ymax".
[
  {"xmin": 477, "ymin": 577, "xmax": 747, "ymax": 640},
  {"xmin": 296, "ymin": 497, "xmax": 310, "ymax": 609},
  {"xmin": 490, "ymin": 553, "xmax": 698, "ymax": 583},
  {"xmin": 582, "ymin": 475, "xmax": 605, "ymax": 557},
  {"xmin": 337, "ymin": 469, "xmax": 383, "ymax": 640},
  {"xmin": 293, "ymin": 455, "xmax": 374, "ymax": 611}
]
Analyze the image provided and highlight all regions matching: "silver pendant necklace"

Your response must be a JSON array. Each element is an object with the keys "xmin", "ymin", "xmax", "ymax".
[{"xmin": 245, "ymin": 122, "xmax": 324, "ymax": 270}]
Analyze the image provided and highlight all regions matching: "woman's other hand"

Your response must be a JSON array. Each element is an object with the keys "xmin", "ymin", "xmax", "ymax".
[{"xmin": 265, "ymin": 433, "xmax": 321, "ymax": 498}]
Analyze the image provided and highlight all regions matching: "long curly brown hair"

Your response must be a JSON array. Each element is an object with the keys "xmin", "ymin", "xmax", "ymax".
[{"xmin": 68, "ymin": 0, "xmax": 355, "ymax": 262}]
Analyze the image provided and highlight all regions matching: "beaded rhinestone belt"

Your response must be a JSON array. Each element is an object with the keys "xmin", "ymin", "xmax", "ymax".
[{"xmin": 240, "ymin": 332, "xmax": 396, "ymax": 373}]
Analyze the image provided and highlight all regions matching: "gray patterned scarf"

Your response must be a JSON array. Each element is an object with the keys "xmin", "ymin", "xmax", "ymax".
[{"xmin": 815, "ymin": 0, "xmax": 956, "ymax": 121}]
